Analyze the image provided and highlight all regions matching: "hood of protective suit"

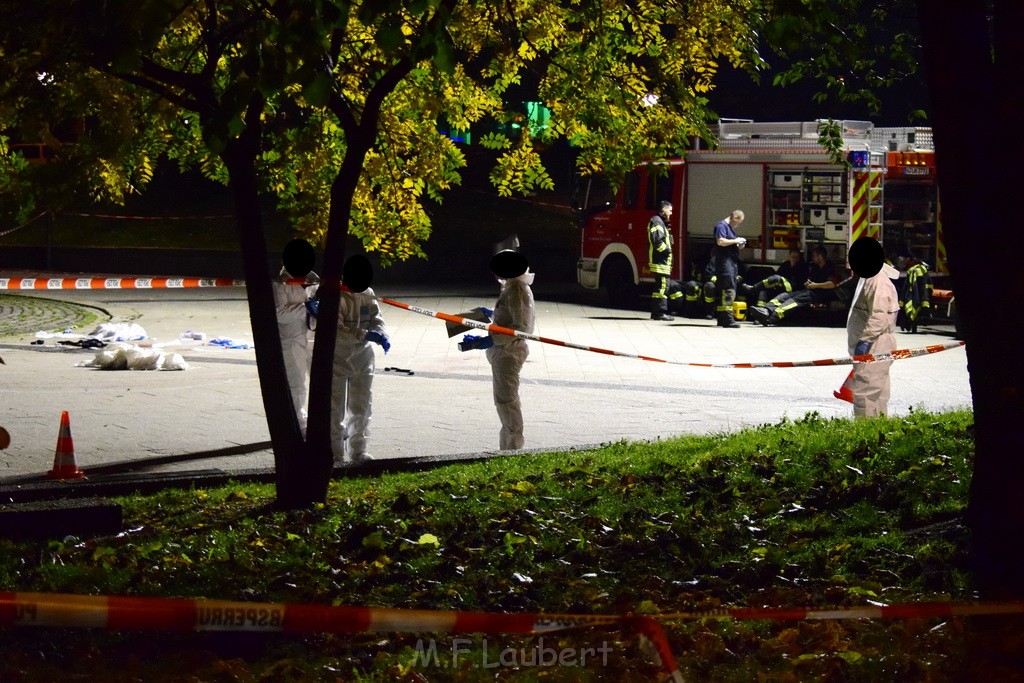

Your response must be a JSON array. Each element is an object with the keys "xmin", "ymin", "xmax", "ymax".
[{"xmin": 500, "ymin": 269, "xmax": 535, "ymax": 287}]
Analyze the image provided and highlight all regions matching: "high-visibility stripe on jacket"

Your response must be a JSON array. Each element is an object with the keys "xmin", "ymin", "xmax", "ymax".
[
  {"xmin": 648, "ymin": 214, "xmax": 672, "ymax": 275},
  {"xmin": 901, "ymin": 263, "xmax": 933, "ymax": 322}
]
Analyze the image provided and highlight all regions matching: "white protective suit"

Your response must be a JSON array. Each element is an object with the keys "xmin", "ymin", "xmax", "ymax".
[
  {"xmin": 273, "ymin": 276, "xmax": 316, "ymax": 432},
  {"xmin": 846, "ymin": 264, "xmax": 900, "ymax": 418},
  {"xmin": 332, "ymin": 287, "xmax": 388, "ymax": 462},
  {"xmin": 485, "ymin": 271, "xmax": 537, "ymax": 450}
]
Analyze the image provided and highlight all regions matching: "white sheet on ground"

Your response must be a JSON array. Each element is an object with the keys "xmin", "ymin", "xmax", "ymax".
[
  {"xmin": 76, "ymin": 343, "xmax": 188, "ymax": 371},
  {"xmin": 86, "ymin": 322, "xmax": 148, "ymax": 341}
]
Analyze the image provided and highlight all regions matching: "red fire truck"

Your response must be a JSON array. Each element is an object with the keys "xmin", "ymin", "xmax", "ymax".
[
  {"xmin": 871, "ymin": 126, "xmax": 944, "ymax": 272},
  {"xmin": 575, "ymin": 119, "xmax": 944, "ymax": 309}
]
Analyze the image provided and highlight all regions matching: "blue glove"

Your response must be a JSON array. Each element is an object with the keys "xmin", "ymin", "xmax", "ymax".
[
  {"xmin": 854, "ymin": 340, "xmax": 871, "ymax": 356},
  {"xmin": 305, "ymin": 298, "xmax": 319, "ymax": 317},
  {"xmin": 476, "ymin": 307, "xmax": 494, "ymax": 319},
  {"xmin": 365, "ymin": 331, "xmax": 390, "ymax": 354},
  {"xmin": 458, "ymin": 334, "xmax": 494, "ymax": 351}
]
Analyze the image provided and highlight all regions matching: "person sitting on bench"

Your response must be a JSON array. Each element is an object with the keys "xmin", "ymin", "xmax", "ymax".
[
  {"xmin": 741, "ymin": 248, "xmax": 810, "ymax": 304},
  {"xmin": 747, "ymin": 246, "xmax": 845, "ymax": 325}
]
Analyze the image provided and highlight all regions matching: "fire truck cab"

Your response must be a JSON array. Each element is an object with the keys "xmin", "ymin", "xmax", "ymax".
[{"xmin": 575, "ymin": 120, "xmax": 944, "ymax": 309}]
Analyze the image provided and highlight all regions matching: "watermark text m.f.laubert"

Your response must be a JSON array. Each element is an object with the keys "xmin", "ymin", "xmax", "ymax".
[{"xmin": 413, "ymin": 637, "xmax": 613, "ymax": 669}]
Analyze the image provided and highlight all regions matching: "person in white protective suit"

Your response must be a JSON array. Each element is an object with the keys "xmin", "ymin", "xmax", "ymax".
[
  {"xmin": 273, "ymin": 239, "xmax": 319, "ymax": 434},
  {"xmin": 844, "ymin": 236, "xmax": 900, "ymax": 418},
  {"xmin": 331, "ymin": 254, "xmax": 390, "ymax": 464},
  {"xmin": 459, "ymin": 250, "xmax": 537, "ymax": 450}
]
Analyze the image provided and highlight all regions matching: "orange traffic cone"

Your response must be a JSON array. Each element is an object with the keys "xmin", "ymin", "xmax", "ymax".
[
  {"xmin": 833, "ymin": 370, "xmax": 855, "ymax": 404},
  {"xmin": 47, "ymin": 411, "xmax": 85, "ymax": 479}
]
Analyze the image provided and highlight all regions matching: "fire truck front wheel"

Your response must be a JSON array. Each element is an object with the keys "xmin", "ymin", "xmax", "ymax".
[{"xmin": 601, "ymin": 256, "xmax": 639, "ymax": 309}]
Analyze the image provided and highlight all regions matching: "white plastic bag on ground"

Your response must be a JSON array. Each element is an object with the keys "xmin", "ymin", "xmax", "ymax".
[{"xmin": 87, "ymin": 322, "xmax": 148, "ymax": 341}]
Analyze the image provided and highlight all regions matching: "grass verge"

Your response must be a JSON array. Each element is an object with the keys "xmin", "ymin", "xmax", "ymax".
[
  {"xmin": 3, "ymin": 409, "xmax": 1021, "ymax": 681},
  {"xmin": 0, "ymin": 293, "xmax": 103, "ymax": 338}
]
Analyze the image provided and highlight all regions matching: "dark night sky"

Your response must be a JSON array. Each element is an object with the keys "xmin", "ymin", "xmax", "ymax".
[{"xmin": 707, "ymin": 63, "xmax": 930, "ymax": 127}]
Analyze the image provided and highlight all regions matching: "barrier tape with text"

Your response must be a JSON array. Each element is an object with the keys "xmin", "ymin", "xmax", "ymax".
[
  {"xmin": 0, "ymin": 276, "xmax": 966, "ymax": 369},
  {"xmin": 6, "ymin": 593, "xmax": 1024, "ymax": 677}
]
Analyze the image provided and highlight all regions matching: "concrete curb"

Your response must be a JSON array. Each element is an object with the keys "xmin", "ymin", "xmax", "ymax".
[{"xmin": 0, "ymin": 444, "xmax": 607, "ymax": 505}]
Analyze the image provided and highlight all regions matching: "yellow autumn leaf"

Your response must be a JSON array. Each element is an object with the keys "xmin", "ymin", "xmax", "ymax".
[{"xmin": 417, "ymin": 533, "xmax": 440, "ymax": 547}]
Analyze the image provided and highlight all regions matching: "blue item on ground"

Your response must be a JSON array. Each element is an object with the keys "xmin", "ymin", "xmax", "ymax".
[{"xmin": 209, "ymin": 337, "xmax": 251, "ymax": 349}]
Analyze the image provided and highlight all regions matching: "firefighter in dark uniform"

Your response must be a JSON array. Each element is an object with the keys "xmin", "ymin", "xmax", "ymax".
[
  {"xmin": 648, "ymin": 200, "xmax": 683, "ymax": 321},
  {"xmin": 681, "ymin": 279, "xmax": 704, "ymax": 318},
  {"xmin": 712, "ymin": 210, "xmax": 746, "ymax": 327},
  {"xmin": 742, "ymin": 248, "xmax": 810, "ymax": 304}
]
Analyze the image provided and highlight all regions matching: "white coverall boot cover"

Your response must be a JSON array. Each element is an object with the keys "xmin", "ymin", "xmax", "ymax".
[
  {"xmin": 331, "ymin": 288, "xmax": 386, "ymax": 463},
  {"xmin": 273, "ymin": 280, "xmax": 314, "ymax": 434},
  {"xmin": 847, "ymin": 268, "xmax": 899, "ymax": 418}
]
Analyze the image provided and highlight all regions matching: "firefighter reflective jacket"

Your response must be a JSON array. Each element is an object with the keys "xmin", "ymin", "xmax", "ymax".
[
  {"xmin": 647, "ymin": 214, "xmax": 672, "ymax": 275},
  {"xmin": 900, "ymin": 263, "xmax": 933, "ymax": 322}
]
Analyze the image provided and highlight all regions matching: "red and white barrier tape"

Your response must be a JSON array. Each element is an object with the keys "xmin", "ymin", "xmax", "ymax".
[
  {"xmin": 0, "ymin": 591, "xmax": 615, "ymax": 634},
  {"xmin": 658, "ymin": 600, "xmax": 1024, "ymax": 621},
  {"xmin": 0, "ymin": 211, "xmax": 48, "ymax": 238},
  {"xmin": 1, "ymin": 211, "xmax": 231, "ymax": 237},
  {"xmin": 0, "ymin": 277, "xmax": 244, "ymax": 290},
  {"xmin": 380, "ymin": 296, "xmax": 966, "ymax": 368},
  {"xmin": 5, "ymin": 592, "xmax": 1020, "ymax": 632},
  {"xmin": 61, "ymin": 212, "xmax": 235, "ymax": 220},
  {"xmin": 0, "ymin": 591, "xmax": 669, "ymax": 673},
  {"xmin": 4, "ymin": 590, "xmax": 1021, "ymax": 681},
  {"xmin": 7, "ymin": 592, "xmax": 1021, "ymax": 679},
  {"xmin": 0, "ymin": 276, "xmax": 966, "ymax": 368}
]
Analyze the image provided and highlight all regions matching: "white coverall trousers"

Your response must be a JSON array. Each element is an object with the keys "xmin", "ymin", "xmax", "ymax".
[
  {"xmin": 850, "ymin": 338, "xmax": 895, "ymax": 418},
  {"xmin": 847, "ymin": 270, "xmax": 899, "ymax": 418},
  {"xmin": 486, "ymin": 340, "xmax": 529, "ymax": 450},
  {"xmin": 331, "ymin": 340, "xmax": 376, "ymax": 461}
]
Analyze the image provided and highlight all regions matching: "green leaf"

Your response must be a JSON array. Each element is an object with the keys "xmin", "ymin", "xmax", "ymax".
[
  {"xmin": 375, "ymin": 16, "xmax": 406, "ymax": 53},
  {"xmin": 512, "ymin": 481, "xmax": 536, "ymax": 494},
  {"xmin": 302, "ymin": 72, "xmax": 333, "ymax": 108},
  {"xmin": 91, "ymin": 546, "xmax": 117, "ymax": 563},
  {"xmin": 409, "ymin": 0, "xmax": 437, "ymax": 15},
  {"xmin": 503, "ymin": 531, "xmax": 526, "ymax": 555},
  {"xmin": 417, "ymin": 533, "xmax": 440, "ymax": 547},
  {"xmin": 637, "ymin": 599, "xmax": 658, "ymax": 614},
  {"xmin": 362, "ymin": 531, "xmax": 385, "ymax": 550},
  {"xmin": 434, "ymin": 36, "xmax": 455, "ymax": 75},
  {"xmin": 358, "ymin": 0, "xmax": 400, "ymax": 25}
]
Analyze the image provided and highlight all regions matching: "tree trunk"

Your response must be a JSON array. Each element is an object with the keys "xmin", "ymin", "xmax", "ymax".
[
  {"xmin": 304, "ymin": 49, "xmax": 409, "ymax": 496},
  {"xmin": 305, "ymin": 142, "xmax": 373, "ymax": 496},
  {"xmin": 917, "ymin": 0, "xmax": 1024, "ymax": 595},
  {"xmin": 222, "ymin": 105, "xmax": 320, "ymax": 509}
]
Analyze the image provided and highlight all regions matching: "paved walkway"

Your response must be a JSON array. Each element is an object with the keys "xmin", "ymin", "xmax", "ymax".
[{"xmin": 0, "ymin": 275, "xmax": 972, "ymax": 484}]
